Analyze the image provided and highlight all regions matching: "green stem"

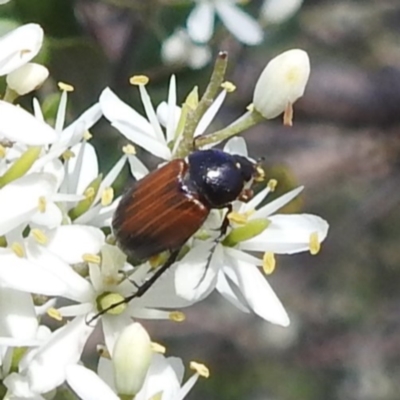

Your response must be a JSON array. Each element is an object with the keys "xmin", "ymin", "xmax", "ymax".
[
  {"xmin": 175, "ymin": 51, "xmax": 228, "ymax": 158},
  {"xmin": 195, "ymin": 109, "xmax": 265, "ymax": 148}
]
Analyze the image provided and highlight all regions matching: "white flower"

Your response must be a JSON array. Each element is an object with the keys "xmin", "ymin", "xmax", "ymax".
[
  {"xmin": 187, "ymin": 0, "xmax": 263, "ymax": 45},
  {"xmin": 6, "ymin": 62, "xmax": 49, "ymax": 95},
  {"xmin": 0, "ymin": 23, "xmax": 43, "ymax": 76},
  {"xmin": 100, "ymin": 75, "xmax": 227, "ymax": 161},
  {"xmin": 4, "ymin": 316, "xmax": 93, "ymax": 397},
  {"xmin": 261, "ymin": 0, "xmax": 303, "ymax": 24},
  {"xmin": 66, "ymin": 353, "xmax": 205, "ymax": 400},
  {"xmin": 253, "ymin": 48, "xmax": 310, "ymax": 120},
  {"xmin": 171, "ymin": 137, "xmax": 328, "ymax": 327},
  {"xmin": 161, "ymin": 29, "xmax": 211, "ymax": 69}
]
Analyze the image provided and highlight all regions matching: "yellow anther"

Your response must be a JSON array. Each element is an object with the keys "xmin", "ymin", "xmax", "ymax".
[
  {"xmin": 82, "ymin": 253, "xmax": 101, "ymax": 264},
  {"xmin": 122, "ymin": 144, "xmax": 136, "ymax": 155},
  {"xmin": 11, "ymin": 242, "xmax": 25, "ymax": 258},
  {"xmin": 255, "ymin": 166, "xmax": 265, "ymax": 182},
  {"xmin": 283, "ymin": 102, "xmax": 294, "ymax": 127},
  {"xmin": 151, "ymin": 342, "xmax": 166, "ymax": 354},
  {"xmin": 129, "ymin": 75, "xmax": 149, "ymax": 85},
  {"xmin": 84, "ymin": 187, "xmax": 95, "ymax": 200},
  {"xmin": 58, "ymin": 82, "xmax": 74, "ymax": 92},
  {"xmin": 47, "ymin": 307, "xmax": 63, "ymax": 321},
  {"xmin": 0, "ymin": 145, "xmax": 6, "ymax": 158},
  {"xmin": 149, "ymin": 393, "xmax": 162, "ymax": 400},
  {"xmin": 228, "ymin": 212, "xmax": 248, "ymax": 225},
  {"xmin": 149, "ymin": 252, "xmax": 168, "ymax": 269},
  {"xmin": 96, "ymin": 345, "xmax": 111, "ymax": 359},
  {"xmin": 190, "ymin": 361, "xmax": 210, "ymax": 378},
  {"xmin": 101, "ymin": 187, "xmax": 114, "ymax": 206},
  {"xmin": 221, "ymin": 81, "xmax": 236, "ymax": 92},
  {"xmin": 309, "ymin": 232, "xmax": 321, "ymax": 255},
  {"xmin": 263, "ymin": 252, "xmax": 276, "ymax": 275},
  {"xmin": 83, "ymin": 131, "xmax": 93, "ymax": 141},
  {"xmin": 61, "ymin": 149, "xmax": 75, "ymax": 161},
  {"xmin": 246, "ymin": 103, "xmax": 255, "ymax": 112},
  {"xmin": 169, "ymin": 311, "xmax": 185, "ymax": 322},
  {"xmin": 38, "ymin": 196, "xmax": 47, "ymax": 213},
  {"xmin": 267, "ymin": 179, "xmax": 278, "ymax": 192},
  {"xmin": 31, "ymin": 228, "xmax": 48, "ymax": 245}
]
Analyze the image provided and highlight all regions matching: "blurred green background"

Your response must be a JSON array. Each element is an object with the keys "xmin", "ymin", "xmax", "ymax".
[{"xmin": 2, "ymin": 0, "xmax": 400, "ymax": 399}]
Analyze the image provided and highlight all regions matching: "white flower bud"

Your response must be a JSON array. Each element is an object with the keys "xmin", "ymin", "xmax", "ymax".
[
  {"xmin": 253, "ymin": 49, "xmax": 310, "ymax": 120},
  {"xmin": 6, "ymin": 63, "xmax": 49, "ymax": 95},
  {"xmin": 112, "ymin": 322, "xmax": 152, "ymax": 396},
  {"xmin": 261, "ymin": 0, "xmax": 303, "ymax": 24}
]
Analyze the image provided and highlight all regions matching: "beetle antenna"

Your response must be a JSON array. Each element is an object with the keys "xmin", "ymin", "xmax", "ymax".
[{"xmin": 86, "ymin": 249, "xmax": 180, "ymax": 325}]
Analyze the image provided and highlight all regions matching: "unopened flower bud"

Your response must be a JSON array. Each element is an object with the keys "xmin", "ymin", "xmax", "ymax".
[
  {"xmin": 6, "ymin": 63, "xmax": 49, "ymax": 95},
  {"xmin": 253, "ymin": 49, "xmax": 310, "ymax": 120},
  {"xmin": 112, "ymin": 322, "xmax": 152, "ymax": 396}
]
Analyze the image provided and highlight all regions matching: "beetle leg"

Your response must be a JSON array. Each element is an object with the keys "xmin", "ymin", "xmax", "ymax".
[
  {"xmin": 86, "ymin": 249, "xmax": 180, "ymax": 325},
  {"xmin": 219, "ymin": 204, "xmax": 232, "ymax": 237}
]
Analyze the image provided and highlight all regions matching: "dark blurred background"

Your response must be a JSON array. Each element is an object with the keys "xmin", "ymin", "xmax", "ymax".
[{"xmin": 2, "ymin": 0, "xmax": 400, "ymax": 399}]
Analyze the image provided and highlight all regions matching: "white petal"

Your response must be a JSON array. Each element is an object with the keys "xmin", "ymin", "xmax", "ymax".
[
  {"xmin": 223, "ymin": 136, "xmax": 248, "ymax": 156},
  {"xmin": 252, "ymin": 186, "xmax": 303, "ymax": 219},
  {"xmin": 0, "ymin": 288, "xmax": 37, "ymax": 340},
  {"xmin": 26, "ymin": 241, "xmax": 94, "ymax": 302},
  {"xmin": 261, "ymin": 0, "xmax": 303, "ymax": 24},
  {"xmin": 187, "ymin": 2, "xmax": 215, "ymax": 43},
  {"xmin": 67, "ymin": 364, "xmax": 118, "ymax": 400},
  {"xmin": 0, "ymin": 24, "xmax": 43, "ymax": 76},
  {"xmin": 55, "ymin": 90, "xmax": 68, "ymax": 132},
  {"xmin": 174, "ymin": 242, "xmax": 218, "ymax": 302},
  {"xmin": 102, "ymin": 314, "xmax": 132, "ymax": 356},
  {"xmin": 58, "ymin": 303, "xmax": 93, "ymax": 317},
  {"xmin": 23, "ymin": 316, "xmax": 94, "ymax": 394},
  {"xmin": 166, "ymin": 75, "xmax": 177, "ymax": 143},
  {"xmin": 225, "ymin": 257, "xmax": 289, "ymax": 326},
  {"xmin": 45, "ymin": 225, "xmax": 105, "ymax": 264},
  {"xmin": 194, "ymin": 90, "xmax": 226, "ymax": 137},
  {"xmin": 239, "ymin": 213, "xmax": 329, "ymax": 254},
  {"xmin": 215, "ymin": 2, "xmax": 263, "ymax": 45},
  {"xmin": 67, "ymin": 142, "xmax": 99, "ymax": 195},
  {"xmin": 0, "ymin": 101, "xmax": 58, "ymax": 145},
  {"xmin": 0, "ymin": 173, "xmax": 57, "ymax": 236},
  {"xmin": 128, "ymin": 155, "xmax": 149, "ymax": 180},
  {"xmin": 31, "ymin": 202, "xmax": 63, "ymax": 229},
  {"xmin": 216, "ymin": 270, "xmax": 250, "ymax": 313}
]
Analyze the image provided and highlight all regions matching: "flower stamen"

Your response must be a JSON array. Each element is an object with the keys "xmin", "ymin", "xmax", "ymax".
[
  {"xmin": 47, "ymin": 307, "xmax": 63, "ymax": 321},
  {"xmin": 31, "ymin": 228, "xmax": 48, "ymax": 245},
  {"xmin": 58, "ymin": 82, "xmax": 74, "ymax": 92},
  {"xmin": 151, "ymin": 342, "xmax": 166, "ymax": 354},
  {"xmin": 283, "ymin": 102, "xmax": 293, "ymax": 126},
  {"xmin": 11, "ymin": 242, "xmax": 25, "ymax": 258},
  {"xmin": 169, "ymin": 311, "xmax": 185, "ymax": 322},
  {"xmin": 267, "ymin": 179, "xmax": 278, "ymax": 191},
  {"xmin": 190, "ymin": 361, "xmax": 210, "ymax": 378},
  {"xmin": 129, "ymin": 75, "xmax": 149, "ymax": 85},
  {"xmin": 228, "ymin": 211, "xmax": 248, "ymax": 225},
  {"xmin": 221, "ymin": 81, "xmax": 236, "ymax": 92},
  {"xmin": 82, "ymin": 253, "xmax": 101, "ymax": 264},
  {"xmin": 309, "ymin": 232, "xmax": 321, "ymax": 255},
  {"xmin": 123, "ymin": 144, "xmax": 136, "ymax": 155},
  {"xmin": 263, "ymin": 252, "xmax": 276, "ymax": 274},
  {"xmin": 101, "ymin": 187, "xmax": 114, "ymax": 206}
]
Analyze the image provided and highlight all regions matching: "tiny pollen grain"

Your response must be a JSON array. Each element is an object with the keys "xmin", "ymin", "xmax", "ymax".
[
  {"xmin": 190, "ymin": 361, "xmax": 210, "ymax": 378},
  {"xmin": 31, "ymin": 228, "xmax": 48, "ymax": 245},
  {"xmin": 228, "ymin": 211, "xmax": 248, "ymax": 225},
  {"xmin": 38, "ymin": 196, "xmax": 47, "ymax": 212},
  {"xmin": 309, "ymin": 232, "xmax": 320, "ymax": 255},
  {"xmin": 267, "ymin": 179, "xmax": 278, "ymax": 192},
  {"xmin": 151, "ymin": 342, "xmax": 166, "ymax": 354},
  {"xmin": 58, "ymin": 82, "xmax": 74, "ymax": 92},
  {"xmin": 169, "ymin": 311, "xmax": 186, "ymax": 322},
  {"xmin": 221, "ymin": 81, "xmax": 236, "ymax": 92},
  {"xmin": 61, "ymin": 149, "xmax": 75, "ymax": 161},
  {"xmin": 129, "ymin": 75, "xmax": 149, "ymax": 85},
  {"xmin": 263, "ymin": 252, "xmax": 276, "ymax": 275},
  {"xmin": 123, "ymin": 144, "xmax": 136, "ymax": 155},
  {"xmin": 82, "ymin": 253, "xmax": 101, "ymax": 264},
  {"xmin": 83, "ymin": 131, "xmax": 93, "ymax": 141},
  {"xmin": 101, "ymin": 187, "xmax": 114, "ymax": 206},
  {"xmin": 47, "ymin": 307, "xmax": 63, "ymax": 321},
  {"xmin": 11, "ymin": 242, "xmax": 25, "ymax": 258}
]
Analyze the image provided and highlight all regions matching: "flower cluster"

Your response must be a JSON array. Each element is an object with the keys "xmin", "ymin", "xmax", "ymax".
[{"xmin": 0, "ymin": 20, "xmax": 327, "ymax": 400}]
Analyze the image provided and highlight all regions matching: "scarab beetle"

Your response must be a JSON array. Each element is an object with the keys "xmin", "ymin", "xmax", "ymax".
[{"xmin": 97, "ymin": 148, "xmax": 261, "ymax": 317}]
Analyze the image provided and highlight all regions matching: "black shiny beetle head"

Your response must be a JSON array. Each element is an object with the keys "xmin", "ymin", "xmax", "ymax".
[{"xmin": 187, "ymin": 149, "xmax": 259, "ymax": 209}]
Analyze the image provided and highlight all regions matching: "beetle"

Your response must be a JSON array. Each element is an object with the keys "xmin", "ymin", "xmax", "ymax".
[{"xmin": 96, "ymin": 148, "xmax": 261, "ymax": 318}]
